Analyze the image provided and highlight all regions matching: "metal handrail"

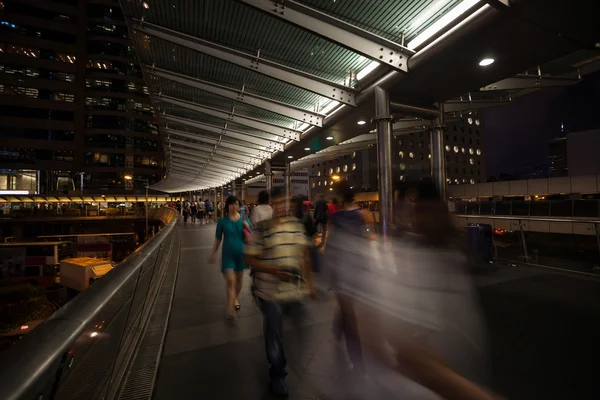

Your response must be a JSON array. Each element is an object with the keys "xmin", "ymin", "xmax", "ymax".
[
  {"xmin": 455, "ymin": 215, "xmax": 600, "ymax": 224},
  {"xmin": 0, "ymin": 209, "xmax": 179, "ymax": 400}
]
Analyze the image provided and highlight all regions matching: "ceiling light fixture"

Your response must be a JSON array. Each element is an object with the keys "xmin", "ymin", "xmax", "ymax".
[
  {"xmin": 143, "ymin": 2, "xmax": 149, "ymax": 9},
  {"xmin": 287, "ymin": 155, "xmax": 293, "ymax": 159},
  {"xmin": 479, "ymin": 58, "xmax": 494, "ymax": 66},
  {"xmin": 304, "ymin": 147, "xmax": 310, "ymax": 151},
  {"xmin": 407, "ymin": 0, "xmax": 480, "ymax": 50},
  {"xmin": 326, "ymin": 136, "xmax": 334, "ymax": 140},
  {"xmin": 357, "ymin": 120, "xmax": 366, "ymax": 125}
]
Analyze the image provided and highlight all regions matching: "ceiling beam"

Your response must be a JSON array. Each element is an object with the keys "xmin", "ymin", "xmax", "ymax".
[
  {"xmin": 169, "ymin": 167, "xmax": 224, "ymax": 180},
  {"xmin": 169, "ymin": 146, "xmax": 257, "ymax": 168},
  {"xmin": 158, "ymin": 95, "xmax": 301, "ymax": 141},
  {"xmin": 166, "ymin": 129, "xmax": 272, "ymax": 159},
  {"xmin": 239, "ymin": 0, "xmax": 412, "ymax": 73},
  {"xmin": 168, "ymin": 172, "xmax": 227, "ymax": 185},
  {"xmin": 443, "ymin": 99, "xmax": 511, "ymax": 113},
  {"xmin": 170, "ymin": 153, "xmax": 246, "ymax": 173},
  {"xmin": 171, "ymin": 154, "xmax": 247, "ymax": 174},
  {"xmin": 480, "ymin": 74, "xmax": 579, "ymax": 91},
  {"xmin": 148, "ymin": 66, "xmax": 324, "ymax": 127},
  {"xmin": 133, "ymin": 20, "xmax": 357, "ymax": 106},
  {"xmin": 164, "ymin": 114, "xmax": 284, "ymax": 151},
  {"xmin": 167, "ymin": 128, "xmax": 266, "ymax": 152},
  {"xmin": 169, "ymin": 138, "xmax": 262, "ymax": 163}
]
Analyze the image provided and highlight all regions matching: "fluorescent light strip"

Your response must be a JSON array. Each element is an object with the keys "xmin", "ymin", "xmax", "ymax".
[
  {"xmin": 356, "ymin": 60, "xmax": 380, "ymax": 81},
  {"xmin": 407, "ymin": 0, "xmax": 480, "ymax": 50}
]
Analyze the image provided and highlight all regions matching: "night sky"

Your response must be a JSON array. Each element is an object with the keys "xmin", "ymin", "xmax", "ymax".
[{"xmin": 483, "ymin": 70, "xmax": 600, "ymax": 178}]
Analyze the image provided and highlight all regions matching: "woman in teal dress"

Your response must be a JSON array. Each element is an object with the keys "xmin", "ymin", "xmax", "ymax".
[{"xmin": 209, "ymin": 195, "xmax": 252, "ymax": 319}]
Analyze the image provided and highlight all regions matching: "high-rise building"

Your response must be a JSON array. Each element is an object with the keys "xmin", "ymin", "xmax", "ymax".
[
  {"xmin": 0, "ymin": 0, "xmax": 163, "ymax": 195},
  {"xmin": 309, "ymin": 114, "xmax": 486, "ymax": 197},
  {"xmin": 548, "ymin": 137, "xmax": 568, "ymax": 177}
]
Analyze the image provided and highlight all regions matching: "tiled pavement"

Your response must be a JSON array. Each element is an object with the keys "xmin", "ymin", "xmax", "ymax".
[{"xmin": 153, "ymin": 222, "xmax": 600, "ymax": 400}]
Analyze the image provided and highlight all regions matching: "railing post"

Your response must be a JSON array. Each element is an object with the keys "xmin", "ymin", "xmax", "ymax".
[
  {"xmin": 594, "ymin": 223, "xmax": 600, "ymax": 271},
  {"xmin": 517, "ymin": 219, "xmax": 530, "ymax": 263}
]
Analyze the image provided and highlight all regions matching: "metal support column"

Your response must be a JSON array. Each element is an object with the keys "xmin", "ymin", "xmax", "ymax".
[
  {"xmin": 265, "ymin": 160, "xmax": 273, "ymax": 196},
  {"xmin": 213, "ymin": 188, "xmax": 217, "ymax": 220},
  {"xmin": 285, "ymin": 163, "xmax": 292, "ymax": 214},
  {"xmin": 374, "ymin": 87, "xmax": 394, "ymax": 239},
  {"xmin": 220, "ymin": 185, "xmax": 225, "ymax": 218},
  {"xmin": 241, "ymin": 182, "xmax": 245, "ymax": 202},
  {"xmin": 431, "ymin": 103, "xmax": 447, "ymax": 201},
  {"xmin": 232, "ymin": 181, "xmax": 237, "ymax": 199}
]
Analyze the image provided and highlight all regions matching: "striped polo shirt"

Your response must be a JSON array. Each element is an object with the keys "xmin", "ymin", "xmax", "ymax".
[{"xmin": 246, "ymin": 216, "xmax": 312, "ymax": 302}]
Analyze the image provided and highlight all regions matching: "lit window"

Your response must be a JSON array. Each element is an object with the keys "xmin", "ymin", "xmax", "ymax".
[
  {"xmin": 470, "ymin": 179, "xmax": 475, "ymax": 184},
  {"xmin": 399, "ymin": 163, "xmax": 406, "ymax": 171},
  {"xmin": 312, "ymin": 182, "xmax": 315, "ymax": 188},
  {"xmin": 329, "ymin": 168, "xmax": 333, "ymax": 175},
  {"xmin": 317, "ymin": 171, "xmax": 321, "ymax": 177},
  {"xmin": 399, "ymin": 151, "xmax": 404, "ymax": 158},
  {"xmin": 352, "ymin": 163, "xmax": 356, "ymax": 171},
  {"xmin": 55, "ymin": 92, "xmax": 74, "ymax": 102},
  {"xmin": 318, "ymin": 181, "xmax": 321, "ymax": 186},
  {"xmin": 467, "ymin": 117, "xmax": 473, "ymax": 125},
  {"xmin": 336, "ymin": 166, "xmax": 341, "ymax": 173},
  {"xmin": 453, "ymin": 146, "xmax": 459, "ymax": 153},
  {"xmin": 469, "ymin": 148, "xmax": 474, "ymax": 154},
  {"xmin": 398, "ymin": 139, "xmax": 403, "ymax": 146},
  {"xmin": 445, "ymin": 145, "xmax": 450, "ymax": 152},
  {"xmin": 351, "ymin": 152, "xmax": 356, "ymax": 158},
  {"xmin": 461, "ymin": 147, "xmax": 465, "ymax": 153},
  {"xmin": 428, "ymin": 154, "xmax": 431, "ymax": 159},
  {"xmin": 343, "ymin": 164, "xmax": 348, "ymax": 172},
  {"xmin": 469, "ymin": 158, "xmax": 474, "ymax": 165},
  {"xmin": 476, "ymin": 149, "xmax": 481, "ymax": 155},
  {"xmin": 399, "ymin": 175, "xmax": 404, "ymax": 181},
  {"xmin": 475, "ymin": 119, "xmax": 480, "ymax": 126},
  {"xmin": 324, "ymin": 180, "xmax": 328, "ymax": 186},
  {"xmin": 409, "ymin": 152, "xmax": 414, "ymax": 159},
  {"xmin": 7, "ymin": 45, "xmax": 39, "ymax": 58}
]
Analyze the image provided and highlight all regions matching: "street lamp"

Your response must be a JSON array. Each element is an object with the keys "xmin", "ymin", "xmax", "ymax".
[{"xmin": 124, "ymin": 175, "xmax": 150, "ymax": 242}]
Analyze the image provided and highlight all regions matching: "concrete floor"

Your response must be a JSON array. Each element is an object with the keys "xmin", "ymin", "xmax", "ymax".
[{"xmin": 153, "ymin": 222, "xmax": 600, "ymax": 400}]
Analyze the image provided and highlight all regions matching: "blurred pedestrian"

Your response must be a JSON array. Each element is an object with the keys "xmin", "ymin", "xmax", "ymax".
[{"xmin": 246, "ymin": 188, "xmax": 316, "ymax": 397}]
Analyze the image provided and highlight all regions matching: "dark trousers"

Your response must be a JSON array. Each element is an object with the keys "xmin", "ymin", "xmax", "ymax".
[
  {"xmin": 333, "ymin": 294, "xmax": 364, "ymax": 370},
  {"xmin": 258, "ymin": 298, "xmax": 304, "ymax": 380}
]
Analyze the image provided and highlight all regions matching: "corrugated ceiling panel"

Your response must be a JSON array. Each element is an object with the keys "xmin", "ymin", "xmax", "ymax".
[
  {"xmin": 298, "ymin": 0, "xmax": 461, "ymax": 44},
  {"xmin": 129, "ymin": 0, "xmax": 370, "ymax": 84},
  {"xmin": 155, "ymin": 102, "xmax": 283, "ymax": 142},
  {"xmin": 134, "ymin": 35, "xmax": 326, "ymax": 110},
  {"xmin": 152, "ymin": 76, "xmax": 298, "ymax": 127}
]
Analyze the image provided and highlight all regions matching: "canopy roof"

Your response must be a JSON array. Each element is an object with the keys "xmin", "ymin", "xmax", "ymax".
[{"xmin": 121, "ymin": 0, "xmax": 598, "ymax": 193}]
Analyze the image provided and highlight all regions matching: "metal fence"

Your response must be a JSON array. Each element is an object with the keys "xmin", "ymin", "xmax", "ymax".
[
  {"xmin": 0, "ymin": 208, "xmax": 179, "ymax": 400},
  {"xmin": 455, "ymin": 215, "xmax": 600, "ymax": 274},
  {"xmin": 454, "ymin": 199, "xmax": 600, "ymax": 219}
]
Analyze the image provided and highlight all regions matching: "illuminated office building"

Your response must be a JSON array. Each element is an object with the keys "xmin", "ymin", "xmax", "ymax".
[
  {"xmin": 309, "ymin": 115, "xmax": 486, "ymax": 197},
  {"xmin": 0, "ymin": 0, "xmax": 163, "ymax": 194}
]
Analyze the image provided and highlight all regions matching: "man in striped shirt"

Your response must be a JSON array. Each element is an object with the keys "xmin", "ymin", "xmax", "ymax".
[{"xmin": 246, "ymin": 187, "xmax": 315, "ymax": 397}]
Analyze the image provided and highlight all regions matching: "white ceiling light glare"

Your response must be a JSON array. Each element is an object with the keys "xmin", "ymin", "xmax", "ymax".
[
  {"xmin": 304, "ymin": 147, "xmax": 311, "ymax": 151},
  {"xmin": 357, "ymin": 120, "xmax": 366, "ymax": 125},
  {"xmin": 407, "ymin": 0, "xmax": 480, "ymax": 50},
  {"xmin": 142, "ymin": 1, "xmax": 149, "ymax": 9},
  {"xmin": 287, "ymin": 155, "xmax": 293, "ymax": 159},
  {"xmin": 326, "ymin": 136, "xmax": 334, "ymax": 140},
  {"xmin": 479, "ymin": 58, "xmax": 494, "ymax": 66},
  {"xmin": 356, "ymin": 60, "xmax": 380, "ymax": 81}
]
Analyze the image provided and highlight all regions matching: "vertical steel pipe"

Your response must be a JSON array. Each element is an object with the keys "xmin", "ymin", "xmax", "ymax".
[
  {"xmin": 374, "ymin": 87, "xmax": 394, "ymax": 239},
  {"xmin": 431, "ymin": 103, "xmax": 447, "ymax": 201}
]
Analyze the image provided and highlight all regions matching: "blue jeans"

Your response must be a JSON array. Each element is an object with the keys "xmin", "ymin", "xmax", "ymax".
[{"xmin": 258, "ymin": 298, "xmax": 304, "ymax": 380}]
